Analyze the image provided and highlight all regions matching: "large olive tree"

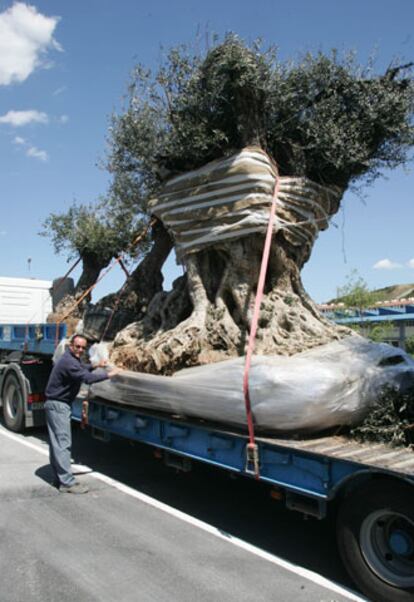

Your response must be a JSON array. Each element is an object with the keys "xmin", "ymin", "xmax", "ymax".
[{"xmin": 104, "ymin": 37, "xmax": 414, "ymax": 372}]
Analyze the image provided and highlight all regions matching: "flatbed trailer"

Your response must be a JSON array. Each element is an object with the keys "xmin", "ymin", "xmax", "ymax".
[{"xmin": 0, "ymin": 323, "xmax": 413, "ymax": 602}]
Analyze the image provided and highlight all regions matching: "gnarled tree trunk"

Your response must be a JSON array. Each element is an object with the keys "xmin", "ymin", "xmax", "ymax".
[
  {"xmin": 111, "ymin": 220, "xmax": 174, "ymax": 318},
  {"xmin": 111, "ymin": 148, "xmax": 352, "ymax": 373},
  {"xmin": 90, "ymin": 221, "xmax": 174, "ymax": 333},
  {"xmin": 48, "ymin": 251, "xmax": 112, "ymax": 330}
]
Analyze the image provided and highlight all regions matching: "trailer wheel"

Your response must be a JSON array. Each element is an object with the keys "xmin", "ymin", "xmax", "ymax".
[
  {"xmin": 337, "ymin": 479, "xmax": 414, "ymax": 602},
  {"xmin": 2, "ymin": 372, "xmax": 25, "ymax": 432}
]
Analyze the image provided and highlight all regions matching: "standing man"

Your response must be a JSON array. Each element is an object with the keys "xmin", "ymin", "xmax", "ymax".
[{"xmin": 45, "ymin": 334, "xmax": 120, "ymax": 494}]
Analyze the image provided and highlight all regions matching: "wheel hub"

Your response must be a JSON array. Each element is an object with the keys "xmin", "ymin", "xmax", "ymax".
[
  {"xmin": 7, "ymin": 384, "xmax": 18, "ymax": 417},
  {"xmin": 389, "ymin": 529, "xmax": 414, "ymax": 557},
  {"xmin": 360, "ymin": 510, "xmax": 414, "ymax": 588}
]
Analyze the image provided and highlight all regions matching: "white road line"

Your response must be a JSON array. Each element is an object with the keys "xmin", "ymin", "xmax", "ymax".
[
  {"xmin": 0, "ymin": 426, "xmax": 366, "ymax": 602},
  {"xmin": 91, "ymin": 470, "xmax": 366, "ymax": 602},
  {"xmin": 0, "ymin": 426, "xmax": 49, "ymax": 456}
]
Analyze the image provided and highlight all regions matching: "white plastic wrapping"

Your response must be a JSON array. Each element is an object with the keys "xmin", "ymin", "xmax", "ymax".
[
  {"xmin": 52, "ymin": 320, "xmax": 86, "ymax": 364},
  {"xmin": 88, "ymin": 342, "xmax": 110, "ymax": 367},
  {"xmin": 148, "ymin": 147, "xmax": 342, "ymax": 259},
  {"xmin": 53, "ymin": 339, "xmax": 110, "ymax": 368},
  {"xmin": 91, "ymin": 336, "xmax": 414, "ymax": 434},
  {"xmin": 52, "ymin": 337, "xmax": 69, "ymax": 364}
]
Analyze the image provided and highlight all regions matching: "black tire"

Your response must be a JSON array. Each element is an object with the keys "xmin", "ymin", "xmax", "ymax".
[
  {"xmin": 2, "ymin": 372, "xmax": 25, "ymax": 432},
  {"xmin": 337, "ymin": 479, "xmax": 414, "ymax": 602}
]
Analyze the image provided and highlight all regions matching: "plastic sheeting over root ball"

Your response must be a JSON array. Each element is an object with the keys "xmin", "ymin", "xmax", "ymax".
[{"xmin": 92, "ymin": 336, "xmax": 414, "ymax": 435}]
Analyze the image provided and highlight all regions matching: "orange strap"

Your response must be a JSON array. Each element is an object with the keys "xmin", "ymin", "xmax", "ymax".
[
  {"xmin": 58, "ymin": 257, "xmax": 123, "ymax": 320},
  {"xmin": 80, "ymin": 399, "xmax": 89, "ymax": 429},
  {"xmin": 54, "ymin": 218, "xmax": 158, "ymax": 346},
  {"xmin": 129, "ymin": 217, "xmax": 157, "ymax": 250},
  {"xmin": 54, "ymin": 256, "xmax": 124, "ymax": 347},
  {"xmin": 99, "ymin": 279, "xmax": 129, "ymax": 341},
  {"xmin": 98, "ymin": 217, "xmax": 158, "ymax": 341},
  {"xmin": 117, "ymin": 257, "xmax": 130, "ymax": 279},
  {"xmin": 53, "ymin": 256, "xmax": 82, "ymax": 293},
  {"xmin": 242, "ymin": 168, "xmax": 280, "ymax": 478}
]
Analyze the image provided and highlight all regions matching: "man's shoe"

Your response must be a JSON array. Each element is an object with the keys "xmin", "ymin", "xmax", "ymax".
[{"xmin": 59, "ymin": 481, "xmax": 89, "ymax": 494}]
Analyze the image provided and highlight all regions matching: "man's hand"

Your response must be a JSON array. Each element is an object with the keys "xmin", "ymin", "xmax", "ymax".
[{"xmin": 107, "ymin": 367, "xmax": 123, "ymax": 378}]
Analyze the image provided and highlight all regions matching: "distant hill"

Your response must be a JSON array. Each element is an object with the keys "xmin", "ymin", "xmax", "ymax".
[
  {"xmin": 371, "ymin": 283, "xmax": 414, "ymax": 302},
  {"xmin": 328, "ymin": 283, "xmax": 414, "ymax": 305}
]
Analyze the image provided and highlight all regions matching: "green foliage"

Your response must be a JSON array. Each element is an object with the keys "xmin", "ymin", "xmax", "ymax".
[
  {"xmin": 405, "ymin": 335, "xmax": 414, "ymax": 355},
  {"xmin": 43, "ymin": 37, "xmax": 414, "ymax": 285},
  {"xmin": 367, "ymin": 322, "xmax": 394, "ymax": 343},
  {"xmin": 267, "ymin": 53, "xmax": 414, "ymax": 187},
  {"xmin": 351, "ymin": 385, "xmax": 414, "ymax": 448},
  {"xmin": 107, "ymin": 34, "xmax": 414, "ymax": 222},
  {"xmin": 336, "ymin": 270, "xmax": 379, "ymax": 314},
  {"xmin": 40, "ymin": 198, "xmax": 148, "ymax": 267},
  {"xmin": 349, "ymin": 322, "xmax": 395, "ymax": 344},
  {"xmin": 347, "ymin": 323, "xmax": 361, "ymax": 335}
]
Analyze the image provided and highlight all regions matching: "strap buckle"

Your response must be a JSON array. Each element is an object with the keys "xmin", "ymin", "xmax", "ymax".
[
  {"xmin": 245, "ymin": 442, "xmax": 260, "ymax": 478},
  {"xmin": 80, "ymin": 400, "xmax": 89, "ymax": 429}
]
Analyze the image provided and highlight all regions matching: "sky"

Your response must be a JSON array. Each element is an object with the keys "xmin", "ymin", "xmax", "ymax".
[{"xmin": 0, "ymin": 0, "xmax": 413, "ymax": 304}]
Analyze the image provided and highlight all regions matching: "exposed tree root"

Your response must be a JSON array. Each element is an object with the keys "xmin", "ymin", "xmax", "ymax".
[{"xmin": 110, "ymin": 233, "xmax": 353, "ymax": 374}]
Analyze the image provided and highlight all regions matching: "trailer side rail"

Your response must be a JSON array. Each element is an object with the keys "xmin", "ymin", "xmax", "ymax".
[{"xmin": 72, "ymin": 397, "xmax": 412, "ymax": 505}]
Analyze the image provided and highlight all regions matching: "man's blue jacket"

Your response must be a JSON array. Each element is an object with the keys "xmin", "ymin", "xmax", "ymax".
[{"xmin": 45, "ymin": 348, "xmax": 109, "ymax": 404}]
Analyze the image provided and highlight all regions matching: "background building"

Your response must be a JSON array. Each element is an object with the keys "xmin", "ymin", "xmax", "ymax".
[{"xmin": 319, "ymin": 298, "xmax": 414, "ymax": 349}]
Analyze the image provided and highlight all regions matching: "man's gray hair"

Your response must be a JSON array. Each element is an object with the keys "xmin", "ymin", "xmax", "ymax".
[{"xmin": 70, "ymin": 333, "xmax": 88, "ymax": 345}]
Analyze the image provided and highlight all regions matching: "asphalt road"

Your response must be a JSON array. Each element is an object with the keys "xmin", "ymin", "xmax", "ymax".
[{"xmin": 0, "ymin": 420, "xmax": 367, "ymax": 602}]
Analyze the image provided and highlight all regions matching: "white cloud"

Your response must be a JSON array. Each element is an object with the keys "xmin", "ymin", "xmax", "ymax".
[
  {"xmin": 0, "ymin": 2, "xmax": 61, "ymax": 86},
  {"xmin": 53, "ymin": 85, "xmax": 66, "ymax": 96},
  {"xmin": 58, "ymin": 114, "xmax": 68, "ymax": 124},
  {"xmin": 373, "ymin": 258, "xmax": 402, "ymax": 270},
  {"xmin": 0, "ymin": 109, "xmax": 48, "ymax": 126},
  {"xmin": 26, "ymin": 145, "xmax": 48, "ymax": 162},
  {"xmin": 407, "ymin": 259, "xmax": 414, "ymax": 268},
  {"xmin": 12, "ymin": 134, "xmax": 48, "ymax": 161}
]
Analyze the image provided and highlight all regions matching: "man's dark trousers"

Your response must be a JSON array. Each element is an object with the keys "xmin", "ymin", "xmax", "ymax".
[{"xmin": 44, "ymin": 400, "xmax": 75, "ymax": 486}]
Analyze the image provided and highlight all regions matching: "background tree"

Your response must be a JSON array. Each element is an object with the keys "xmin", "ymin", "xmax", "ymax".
[
  {"xmin": 40, "ymin": 198, "xmax": 148, "ymax": 311},
  {"xmin": 93, "ymin": 37, "xmax": 414, "ymax": 371},
  {"xmin": 367, "ymin": 322, "xmax": 394, "ymax": 344},
  {"xmin": 336, "ymin": 270, "xmax": 380, "ymax": 318},
  {"xmin": 405, "ymin": 335, "xmax": 414, "ymax": 356}
]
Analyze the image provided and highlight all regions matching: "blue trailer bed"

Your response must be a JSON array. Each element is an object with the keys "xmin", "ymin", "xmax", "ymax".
[{"xmin": 1, "ymin": 322, "xmax": 413, "ymax": 601}]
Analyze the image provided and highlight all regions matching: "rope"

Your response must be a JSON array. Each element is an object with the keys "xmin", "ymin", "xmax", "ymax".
[
  {"xmin": 54, "ymin": 217, "xmax": 158, "ymax": 347},
  {"xmin": 54, "ymin": 256, "xmax": 124, "ymax": 347},
  {"xmin": 129, "ymin": 217, "xmax": 157, "ymax": 250},
  {"xmin": 242, "ymin": 167, "xmax": 280, "ymax": 479},
  {"xmin": 99, "ymin": 278, "xmax": 129, "ymax": 342},
  {"xmin": 53, "ymin": 256, "xmax": 82, "ymax": 292},
  {"xmin": 117, "ymin": 257, "xmax": 131, "ymax": 279},
  {"xmin": 98, "ymin": 217, "xmax": 158, "ymax": 342}
]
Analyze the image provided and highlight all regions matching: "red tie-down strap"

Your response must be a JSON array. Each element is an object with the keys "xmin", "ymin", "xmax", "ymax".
[{"xmin": 242, "ymin": 166, "xmax": 280, "ymax": 478}]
